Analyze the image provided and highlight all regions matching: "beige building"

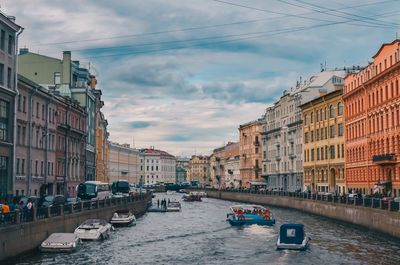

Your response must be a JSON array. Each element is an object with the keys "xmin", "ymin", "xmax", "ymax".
[
  {"xmin": 301, "ymin": 88, "xmax": 346, "ymax": 194},
  {"xmin": 141, "ymin": 148, "xmax": 176, "ymax": 184},
  {"xmin": 188, "ymin": 155, "xmax": 210, "ymax": 185},
  {"xmin": 239, "ymin": 120, "xmax": 263, "ymax": 187},
  {"xmin": 108, "ymin": 142, "xmax": 142, "ymax": 184}
]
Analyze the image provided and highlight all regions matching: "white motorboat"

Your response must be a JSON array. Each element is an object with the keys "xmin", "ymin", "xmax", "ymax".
[
  {"xmin": 40, "ymin": 233, "xmax": 80, "ymax": 252},
  {"xmin": 166, "ymin": 190, "xmax": 176, "ymax": 195},
  {"xmin": 74, "ymin": 219, "xmax": 112, "ymax": 241},
  {"xmin": 110, "ymin": 210, "xmax": 136, "ymax": 226},
  {"xmin": 198, "ymin": 191, "xmax": 207, "ymax": 198},
  {"xmin": 166, "ymin": 201, "xmax": 181, "ymax": 212}
]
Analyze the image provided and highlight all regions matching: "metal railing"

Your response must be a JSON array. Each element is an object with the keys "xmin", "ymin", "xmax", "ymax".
[
  {"xmin": 0, "ymin": 192, "xmax": 151, "ymax": 227},
  {"xmin": 199, "ymin": 188, "xmax": 400, "ymax": 212}
]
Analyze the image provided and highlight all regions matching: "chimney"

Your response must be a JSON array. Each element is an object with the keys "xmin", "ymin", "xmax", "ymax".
[
  {"xmin": 19, "ymin": 48, "xmax": 29, "ymax": 55},
  {"xmin": 89, "ymin": 75, "xmax": 97, "ymax": 89},
  {"xmin": 62, "ymin": 51, "xmax": 71, "ymax": 85},
  {"xmin": 7, "ymin": 16, "xmax": 16, "ymax": 22}
]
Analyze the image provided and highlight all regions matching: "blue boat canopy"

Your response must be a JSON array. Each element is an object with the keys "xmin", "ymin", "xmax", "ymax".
[{"xmin": 279, "ymin": 224, "xmax": 305, "ymax": 245}]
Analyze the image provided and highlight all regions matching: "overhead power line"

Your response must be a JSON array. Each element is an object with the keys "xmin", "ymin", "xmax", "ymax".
[
  {"xmin": 79, "ymin": 9, "xmax": 400, "ymax": 60},
  {"xmin": 31, "ymin": 0, "xmax": 398, "ymax": 47}
]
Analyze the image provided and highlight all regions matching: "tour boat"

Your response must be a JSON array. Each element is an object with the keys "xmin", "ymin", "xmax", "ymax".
[
  {"xmin": 276, "ymin": 224, "xmax": 310, "ymax": 250},
  {"xmin": 40, "ymin": 233, "xmax": 80, "ymax": 252},
  {"xmin": 74, "ymin": 219, "xmax": 113, "ymax": 241},
  {"xmin": 166, "ymin": 201, "xmax": 181, "ymax": 212},
  {"xmin": 110, "ymin": 210, "xmax": 136, "ymax": 226},
  {"xmin": 226, "ymin": 205, "xmax": 275, "ymax": 226}
]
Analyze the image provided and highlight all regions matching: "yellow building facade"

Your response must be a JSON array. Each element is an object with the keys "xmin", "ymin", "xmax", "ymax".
[
  {"xmin": 301, "ymin": 89, "xmax": 346, "ymax": 194},
  {"xmin": 188, "ymin": 155, "xmax": 210, "ymax": 186}
]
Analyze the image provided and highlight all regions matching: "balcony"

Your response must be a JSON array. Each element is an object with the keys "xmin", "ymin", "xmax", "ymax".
[
  {"xmin": 372, "ymin": 154, "xmax": 397, "ymax": 165},
  {"xmin": 288, "ymin": 153, "xmax": 296, "ymax": 159},
  {"xmin": 275, "ymin": 155, "xmax": 281, "ymax": 161}
]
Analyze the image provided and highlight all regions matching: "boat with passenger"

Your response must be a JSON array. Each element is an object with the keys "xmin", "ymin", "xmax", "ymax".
[
  {"xmin": 166, "ymin": 201, "xmax": 181, "ymax": 212},
  {"xmin": 276, "ymin": 224, "xmax": 310, "ymax": 250},
  {"xmin": 110, "ymin": 210, "xmax": 136, "ymax": 226},
  {"xmin": 74, "ymin": 219, "xmax": 112, "ymax": 240},
  {"xmin": 40, "ymin": 233, "xmax": 80, "ymax": 252},
  {"xmin": 226, "ymin": 205, "xmax": 275, "ymax": 226}
]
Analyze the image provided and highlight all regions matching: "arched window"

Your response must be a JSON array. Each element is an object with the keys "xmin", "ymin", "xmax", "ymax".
[
  {"xmin": 337, "ymin": 102, "xmax": 343, "ymax": 116},
  {"xmin": 329, "ymin": 105, "xmax": 334, "ymax": 118}
]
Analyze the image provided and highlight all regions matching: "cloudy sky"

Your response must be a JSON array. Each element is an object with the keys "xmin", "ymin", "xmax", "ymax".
[{"xmin": 5, "ymin": 0, "xmax": 400, "ymax": 156}]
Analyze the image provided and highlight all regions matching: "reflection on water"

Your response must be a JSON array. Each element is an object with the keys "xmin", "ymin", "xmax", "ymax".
[{"xmin": 6, "ymin": 193, "xmax": 400, "ymax": 265}]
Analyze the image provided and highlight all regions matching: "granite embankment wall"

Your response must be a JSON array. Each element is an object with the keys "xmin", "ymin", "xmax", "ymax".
[
  {"xmin": 204, "ymin": 189, "xmax": 400, "ymax": 238},
  {"xmin": 0, "ymin": 194, "xmax": 151, "ymax": 261}
]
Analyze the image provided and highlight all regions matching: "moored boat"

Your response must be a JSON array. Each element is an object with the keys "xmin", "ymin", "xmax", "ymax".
[
  {"xmin": 40, "ymin": 233, "xmax": 80, "ymax": 252},
  {"xmin": 166, "ymin": 201, "xmax": 181, "ymax": 212},
  {"xmin": 110, "ymin": 210, "xmax": 136, "ymax": 226},
  {"xmin": 74, "ymin": 219, "xmax": 112, "ymax": 241},
  {"xmin": 226, "ymin": 205, "xmax": 275, "ymax": 226},
  {"xmin": 276, "ymin": 224, "xmax": 310, "ymax": 250},
  {"xmin": 183, "ymin": 192, "xmax": 202, "ymax": 202}
]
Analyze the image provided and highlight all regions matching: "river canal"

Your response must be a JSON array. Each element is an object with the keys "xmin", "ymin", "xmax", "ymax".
[{"xmin": 8, "ymin": 193, "xmax": 400, "ymax": 265}]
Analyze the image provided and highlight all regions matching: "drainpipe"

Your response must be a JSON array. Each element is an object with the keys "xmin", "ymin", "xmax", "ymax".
[
  {"xmin": 12, "ymin": 26, "xmax": 24, "ymax": 195},
  {"xmin": 44, "ymin": 96, "xmax": 50, "ymax": 193},
  {"xmin": 27, "ymin": 86, "xmax": 38, "ymax": 196}
]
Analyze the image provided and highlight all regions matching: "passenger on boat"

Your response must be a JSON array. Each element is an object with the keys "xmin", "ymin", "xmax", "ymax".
[{"xmin": 113, "ymin": 212, "xmax": 119, "ymax": 218}]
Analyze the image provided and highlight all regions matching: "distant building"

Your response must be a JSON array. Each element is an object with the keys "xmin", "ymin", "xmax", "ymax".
[
  {"xmin": 239, "ymin": 120, "xmax": 263, "ymax": 188},
  {"xmin": 222, "ymin": 142, "xmax": 240, "ymax": 188},
  {"xmin": 263, "ymin": 70, "xmax": 346, "ymax": 192},
  {"xmin": 0, "ymin": 11, "xmax": 22, "ymax": 197},
  {"xmin": 300, "ymin": 88, "xmax": 346, "ymax": 195},
  {"xmin": 93, "ymin": 88, "xmax": 109, "ymax": 183},
  {"xmin": 344, "ymin": 39, "xmax": 400, "ymax": 196},
  {"xmin": 176, "ymin": 157, "xmax": 190, "ymax": 183},
  {"xmin": 140, "ymin": 148, "xmax": 176, "ymax": 184},
  {"xmin": 188, "ymin": 155, "xmax": 210, "ymax": 185},
  {"xmin": 108, "ymin": 142, "xmax": 141, "ymax": 184}
]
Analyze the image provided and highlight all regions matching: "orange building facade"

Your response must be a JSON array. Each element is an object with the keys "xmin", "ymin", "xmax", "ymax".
[
  {"xmin": 239, "ymin": 119, "xmax": 263, "ymax": 187},
  {"xmin": 344, "ymin": 39, "xmax": 400, "ymax": 196}
]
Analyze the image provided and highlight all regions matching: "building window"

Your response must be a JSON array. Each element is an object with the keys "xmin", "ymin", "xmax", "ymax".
[
  {"xmin": 304, "ymin": 132, "xmax": 309, "ymax": 143},
  {"xmin": 311, "ymin": 112, "xmax": 314, "ymax": 123},
  {"xmin": 23, "ymin": 96, "xmax": 26, "ymax": 112},
  {"xmin": 329, "ymin": 105, "xmax": 334, "ymax": 118},
  {"xmin": 338, "ymin": 123, "xmax": 343, "ymax": 136},
  {"xmin": 0, "ymin": 63, "xmax": 4, "ymax": 85},
  {"xmin": 337, "ymin": 102, "xmax": 343, "ymax": 116},
  {"xmin": 7, "ymin": 35, "xmax": 13, "ymax": 54},
  {"xmin": 304, "ymin": 114, "xmax": 308, "ymax": 125},
  {"xmin": 7, "ymin": 67, "xmax": 11, "ymax": 88},
  {"xmin": 54, "ymin": 72, "xmax": 61, "ymax": 85},
  {"xmin": 330, "ymin": 125, "xmax": 335, "ymax": 138},
  {"xmin": 311, "ymin": 149, "xmax": 314, "ymax": 161},
  {"xmin": 0, "ymin": 30, "xmax": 4, "ymax": 50},
  {"xmin": 0, "ymin": 100, "xmax": 9, "ymax": 141},
  {"xmin": 21, "ymin": 159, "xmax": 25, "ymax": 175},
  {"xmin": 311, "ymin": 131, "xmax": 314, "ymax": 142},
  {"xmin": 330, "ymin": 145, "xmax": 335, "ymax": 159},
  {"xmin": 36, "ymin": 102, "xmax": 39, "ymax": 118}
]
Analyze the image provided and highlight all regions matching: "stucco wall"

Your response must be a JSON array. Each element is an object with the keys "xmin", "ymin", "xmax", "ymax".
[
  {"xmin": 204, "ymin": 190, "xmax": 400, "ymax": 238},
  {"xmin": 0, "ymin": 195, "xmax": 151, "ymax": 261}
]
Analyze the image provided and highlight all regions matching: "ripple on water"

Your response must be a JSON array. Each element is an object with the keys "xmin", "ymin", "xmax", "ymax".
[{"xmin": 7, "ymin": 193, "xmax": 400, "ymax": 265}]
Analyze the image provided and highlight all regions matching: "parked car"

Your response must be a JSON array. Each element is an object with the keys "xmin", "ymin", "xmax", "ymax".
[
  {"xmin": 65, "ymin": 197, "xmax": 81, "ymax": 209},
  {"xmin": 19, "ymin": 196, "xmax": 40, "ymax": 208},
  {"xmin": 40, "ymin": 195, "xmax": 66, "ymax": 208}
]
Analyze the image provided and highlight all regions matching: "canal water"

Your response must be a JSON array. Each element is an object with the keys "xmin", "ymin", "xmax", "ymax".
[{"xmin": 8, "ymin": 193, "xmax": 400, "ymax": 265}]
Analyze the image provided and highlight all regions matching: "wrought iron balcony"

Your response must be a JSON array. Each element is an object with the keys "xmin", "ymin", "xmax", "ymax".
[{"xmin": 372, "ymin": 154, "xmax": 396, "ymax": 164}]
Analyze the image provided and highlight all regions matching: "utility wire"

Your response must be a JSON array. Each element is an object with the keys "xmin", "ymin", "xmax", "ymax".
[
  {"xmin": 31, "ymin": 0, "xmax": 398, "ymax": 47},
  {"xmin": 211, "ymin": 0, "xmax": 397, "ymax": 28},
  {"xmin": 79, "ymin": 9, "xmax": 400, "ymax": 60},
  {"xmin": 293, "ymin": 0, "xmax": 399, "ymax": 27}
]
